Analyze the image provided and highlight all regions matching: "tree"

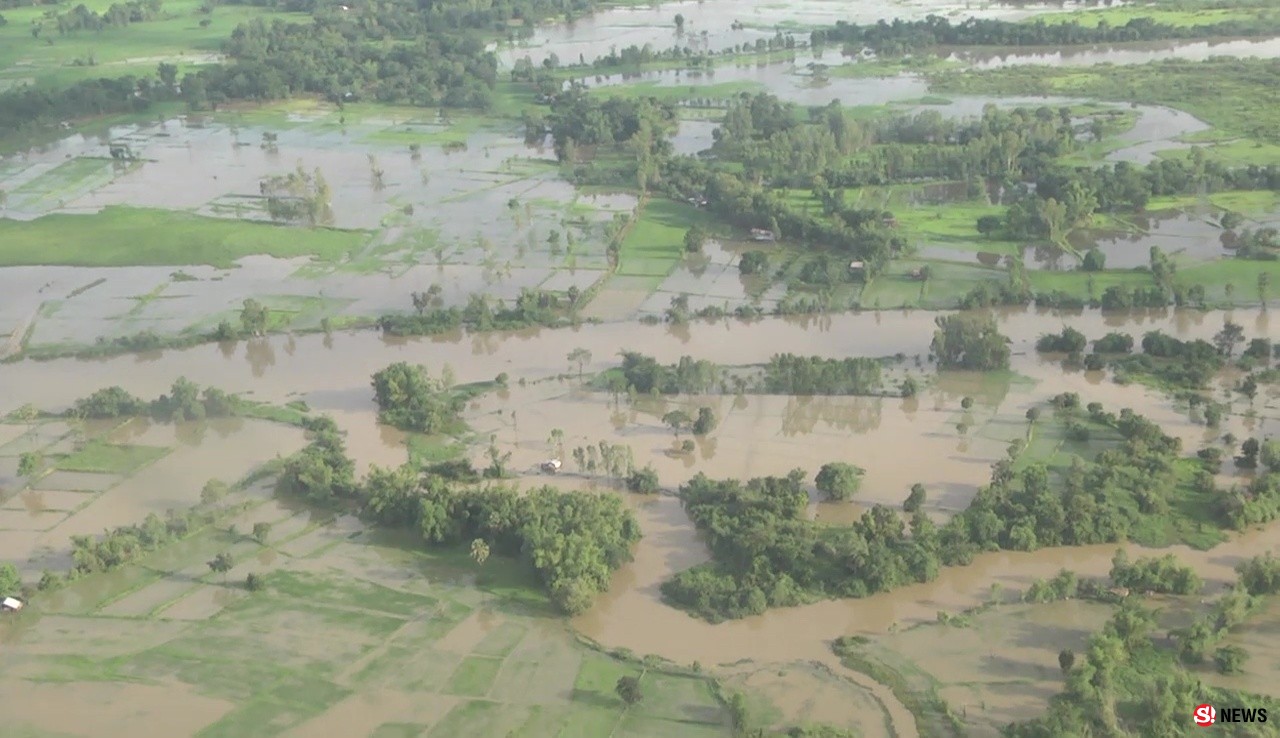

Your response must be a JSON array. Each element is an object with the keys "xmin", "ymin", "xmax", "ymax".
[
  {"xmin": 1082, "ymin": 248, "xmax": 1106, "ymax": 272},
  {"xmin": 663, "ymin": 410, "xmax": 692, "ymax": 437},
  {"xmin": 626, "ymin": 465, "xmax": 661, "ymax": 494},
  {"xmin": 1213, "ymin": 320, "xmax": 1245, "ymax": 357},
  {"xmin": 815, "ymin": 462, "xmax": 863, "ymax": 501},
  {"xmin": 904, "ymin": 483, "xmax": 926, "ymax": 512},
  {"xmin": 245, "ymin": 573, "xmax": 266, "ymax": 591},
  {"xmin": 683, "ymin": 225, "xmax": 707, "ymax": 254},
  {"xmin": 0, "ymin": 562, "xmax": 19, "ymax": 594},
  {"xmin": 201, "ymin": 479, "xmax": 229, "ymax": 506},
  {"xmin": 240, "ymin": 298, "xmax": 268, "ymax": 336},
  {"xmin": 900, "ymin": 376, "xmax": 919, "ymax": 398},
  {"xmin": 692, "ymin": 407, "xmax": 717, "ymax": 435},
  {"xmin": 931, "ymin": 313, "xmax": 1010, "ymax": 370},
  {"xmin": 207, "ymin": 552, "xmax": 234, "ymax": 581},
  {"xmin": 1058, "ymin": 648, "xmax": 1075, "ymax": 673},
  {"xmin": 371, "ymin": 362, "xmax": 463, "ymax": 433},
  {"xmin": 673, "ymin": 13, "xmax": 684, "ymax": 32},
  {"xmin": 1261, "ymin": 440, "xmax": 1280, "ymax": 473},
  {"xmin": 470, "ymin": 538, "xmax": 490, "ymax": 565},
  {"xmin": 17, "ymin": 451, "xmax": 43, "ymax": 478},
  {"xmin": 616, "ymin": 676, "xmax": 643, "ymax": 705},
  {"xmin": 568, "ymin": 348, "xmax": 592, "ymax": 382},
  {"xmin": 1214, "ymin": 645, "xmax": 1247, "ymax": 674},
  {"xmin": 739, "ymin": 251, "xmax": 768, "ymax": 275},
  {"xmin": 252, "ymin": 522, "xmax": 272, "ymax": 544}
]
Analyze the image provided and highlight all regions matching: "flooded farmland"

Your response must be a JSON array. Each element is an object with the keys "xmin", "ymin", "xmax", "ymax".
[
  {"xmin": 4, "ymin": 0, "xmax": 1280, "ymax": 732},
  {"xmin": 2, "ymin": 304, "xmax": 1277, "ymax": 737}
]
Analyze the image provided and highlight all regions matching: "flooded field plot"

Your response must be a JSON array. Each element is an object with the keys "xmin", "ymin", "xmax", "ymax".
[
  {"xmin": 868, "ymin": 601, "xmax": 1114, "ymax": 736},
  {"xmin": 1, "ymin": 488, "xmax": 94, "ymax": 512},
  {"xmin": 0, "ymin": 527, "xmax": 735, "ymax": 738},
  {"xmin": 101, "ymin": 577, "xmax": 204, "ymax": 618}
]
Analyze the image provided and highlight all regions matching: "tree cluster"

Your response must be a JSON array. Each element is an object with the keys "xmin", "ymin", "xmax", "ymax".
[
  {"xmin": 370, "ymin": 362, "xmax": 466, "ymax": 433},
  {"xmin": 762, "ymin": 354, "xmax": 883, "ymax": 395},
  {"xmin": 69, "ymin": 379, "xmax": 240, "ymax": 422},
  {"xmin": 810, "ymin": 14, "xmax": 1280, "ymax": 56},
  {"xmin": 1108, "ymin": 549, "xmax": 1201, "ymax": 595},
  {"xmin": 377, "ymin": 289, "xmax": 569, "ymax": 336},
  {"xmin": 662, "ymin": 401, "xmax": 1241, "ymax": 621}
]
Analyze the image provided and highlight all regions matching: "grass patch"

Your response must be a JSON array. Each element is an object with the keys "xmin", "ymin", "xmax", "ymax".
[
  {"xmin": 618, "ymin": 198, "xmax": 718, "ymax": 278},
  {"xmin": 929, "ymin": 58, "xmax": 1280, "ymax": 145},
  {"xmin": 372, "ymin": 725, "xmax": 429, "ymax": 738},
  {"xmin": 56, "ymin": 442, "xmax": 169, "ymax": 474},
  {"xmin": 447, "ymin": 656, "xmax": 504, "ymax": 696},
  {"xmin": 583, "ymin": 80, "xmax": 765, "ymax": 103},
  {"xmin": 0, "ymin": 206, "xmax": 369, "ymax": 267},
  {"xmin": 428, "ymin": 700, "xmax": 533, "ymax": 738},
  {"xmin": 266, "ymin": 570, "xmax": 439, "ymax": 618},
  {"xmin": 405, "ymin": 433, "xmax": 466, "ymax": 466},
  {"xmin": 195, "ymin": 676, "xmax": 351, "ymax": 738}
]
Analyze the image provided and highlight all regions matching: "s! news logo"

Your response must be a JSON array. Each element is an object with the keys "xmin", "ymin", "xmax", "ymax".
[{"xmin": 1194, "ymin": 704, "xmax": 1268, "ymax": 726}]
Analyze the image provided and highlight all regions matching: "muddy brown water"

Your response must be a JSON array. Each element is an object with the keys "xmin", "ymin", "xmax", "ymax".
[{"xmin": 1, "ymin": 306, "xmax": 1276, "ymax": 738}]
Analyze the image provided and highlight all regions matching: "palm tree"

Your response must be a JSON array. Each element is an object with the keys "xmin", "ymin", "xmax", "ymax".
[{"xmin": 470, "ymin": 539, "xmax": 490, "ymax": 565}]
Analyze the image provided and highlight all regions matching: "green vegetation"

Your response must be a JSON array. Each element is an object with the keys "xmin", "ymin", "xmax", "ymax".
[
  {"xmin": 69, "ymin": 378, "xmax": 310, "ymax": 426},
  {"xmin": 18, "ymin": 534, "xmax": 731, "ymax": 738},
  {"xmin": 598, "ymin": 352, "xmax": 890, "ymax": 397},
  {"xmin": 275, "ymin": 417, "xmax": 640, "ymax": 615},
  {"xmin": 377, "ymin": 289, "xmax": 575, "ymax": 336},
  {"xmin": 931, "ymin": 313, "xmax": 1010, "ymax": 370},
  {"xmin": 930, "ymin": 58, "xmax": 1280, "ymax": 145},
  {"xmin": 812, "ymin": 11, "xmax": 1280, "ymax": 54},
  {"xmin": 661, "ymin": 398, "xmax": 1255, "ymax": 621},
  {"xmin": 1010, "ymin": 559, "xmax": 1280, "ymax": 736},
  {"xmin": 56, "ymin": 442, "xmax": 168, "ymax": 474},
  {"xmin": 0, "ymin": 207, "xmax": 366, "ymax": 267},
  {"xmin": 617, "ymin": 199, "xmax": 717, "ymax": 279},
  {"xmin": 370, "ymin": 362, "xmax": 468, "ymax": 434},
  {"xmin": 814, "ymin": 462, "xmax": 864, "ymax": 501}
]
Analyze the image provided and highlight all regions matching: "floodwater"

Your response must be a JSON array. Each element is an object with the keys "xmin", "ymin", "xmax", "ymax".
[
  {"xmin": 0, "ymin": 417, "xmax": 307, "ymax": 573},
  {"xmin": 0, "ymin": 306, "xmax": 1275, "ymax": 738},
  {"xmin": 946, "ymin": 36, "xmax": 1280, "ymax": 70},
  {"xmin": 493, "ymin": 0, "xmax": 1058, "ymax": 69},
  {"xmin": 3, "ymin": 2, "xmax": 1280, "ymax": 734},
  {"xmin": 0, "ymin": 114, "xmax": 627, "ymax": 347}
]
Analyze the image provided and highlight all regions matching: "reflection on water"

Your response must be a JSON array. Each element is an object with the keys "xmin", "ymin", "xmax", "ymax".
[{"xmin": 947, "ymin": 36, "xmax": 1280, "ymax": 70}]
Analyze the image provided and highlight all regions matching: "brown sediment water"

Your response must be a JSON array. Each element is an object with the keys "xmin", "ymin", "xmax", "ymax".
[{"xmin": 0, "ymin": 306, "xmax": 1275, "ymax": 738}]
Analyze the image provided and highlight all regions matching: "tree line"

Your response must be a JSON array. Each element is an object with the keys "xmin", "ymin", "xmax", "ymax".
[
  {"xmin": 2, "ymin": 0, "xmax": 610, "ymax": 138},
  {"xmin": 277, "ymin": 416, "xmax": 640, "ymax": 614},
  {"xmin": 810, "ymin": 14, "xmax": 1280, "ymax": 56},
  {"xmin": 600, "ymin": 352, "xmax": 891, "ymax": 397},
  {"xmin": 377, "ymin": 288, "xmax": 574, "ymax": 336},
  {"xmin": 70, "ymin": 378, "xmax": 244, "ymax": 422}
]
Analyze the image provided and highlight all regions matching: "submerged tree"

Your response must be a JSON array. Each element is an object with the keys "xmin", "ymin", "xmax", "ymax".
[{"xmin": 616, "ymin": 676, "xmax": 643, "ymax": 705}]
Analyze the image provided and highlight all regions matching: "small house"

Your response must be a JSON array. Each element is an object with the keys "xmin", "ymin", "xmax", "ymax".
[
  {"xmin": 1, "ymin": 596, "xmax": 23, "ymax": 612},
  {"xmin": 540, "ymin": 459, "xmax": 562, "ymax": 474},
  {"xmin": 750, "ymin": 228, "xmax": 775, "ymax": 242}
]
